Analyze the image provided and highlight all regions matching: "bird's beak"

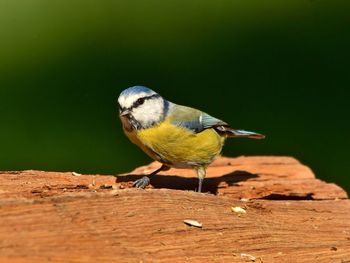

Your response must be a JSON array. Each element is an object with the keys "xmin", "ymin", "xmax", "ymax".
[{"xmin": 119, "ymin": 109, "xmax": 131, "ymax": 117}]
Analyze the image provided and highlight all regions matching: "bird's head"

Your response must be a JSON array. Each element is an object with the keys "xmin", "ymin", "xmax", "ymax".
[{"xmin": 118, "ymin": 86, "xmax": 169, "ymax": 130}]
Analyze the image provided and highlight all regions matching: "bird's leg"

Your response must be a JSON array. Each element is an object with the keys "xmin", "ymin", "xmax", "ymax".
[
  {"xmin": 196, "ymin": 166, "xmax": 206, "ymax": 193},
  {"xmin": 133, "ymin": 164, "xmax": 170, "ymax": 189}
]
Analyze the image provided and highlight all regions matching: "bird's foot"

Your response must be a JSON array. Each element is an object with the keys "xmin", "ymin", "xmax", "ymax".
[{"xmin": 133, "ymin": 176, "xmax": 150, "ymax": 189}]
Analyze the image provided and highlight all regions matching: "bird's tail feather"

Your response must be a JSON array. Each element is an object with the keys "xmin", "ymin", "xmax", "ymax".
[{"xmin": 215, "ymin": 126, "xmax": 265, "ymax": 139}]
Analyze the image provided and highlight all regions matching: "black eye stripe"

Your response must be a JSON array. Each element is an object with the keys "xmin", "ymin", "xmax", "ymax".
[
  {"xmin": 130, "ymin": 94, "xmax": 160, "ymax": 110},
  {"xmin": 137, "ymin": 98, "xmax": 144, "ymax": 105}
]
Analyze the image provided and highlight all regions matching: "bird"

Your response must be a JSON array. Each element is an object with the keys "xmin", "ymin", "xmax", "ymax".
[{"xmin": 117, "ymin": 86, "xmax": 265, "ymax": 192}]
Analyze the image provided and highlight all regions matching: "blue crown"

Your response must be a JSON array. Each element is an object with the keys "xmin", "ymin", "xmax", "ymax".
[{"xmin": 120, "ymin": 86, "xmax": 155, "ymax": 97}]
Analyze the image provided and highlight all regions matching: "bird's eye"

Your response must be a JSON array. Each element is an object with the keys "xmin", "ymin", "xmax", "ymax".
[{"xmin": 136, "ymin": 97, "xmax": 145, "ymax": 105}]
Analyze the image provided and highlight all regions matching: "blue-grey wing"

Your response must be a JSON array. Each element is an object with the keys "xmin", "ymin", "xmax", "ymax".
[
  {"xmin": 168, "ymin": 104, "xmax": 227, "ymax": 133},
  {"xmin": 168, "ymin": 103, "xmax": 265, "ymax": 139}
]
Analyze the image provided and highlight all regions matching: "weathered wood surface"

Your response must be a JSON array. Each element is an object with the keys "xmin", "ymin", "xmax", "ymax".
[{"xmin": 0, "ymin": 156, "xmax": 349, "ymax": 263}]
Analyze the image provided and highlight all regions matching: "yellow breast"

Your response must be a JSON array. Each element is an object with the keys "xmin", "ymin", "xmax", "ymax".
[{"xmin": 124, "ymin": 118, "xmax": 225, "ymax": 168}]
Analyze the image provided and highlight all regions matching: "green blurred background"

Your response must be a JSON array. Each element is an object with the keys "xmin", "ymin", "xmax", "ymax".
[{"xmin": 0, "ymin": 0, "xmax": 349, "ymax": 192}]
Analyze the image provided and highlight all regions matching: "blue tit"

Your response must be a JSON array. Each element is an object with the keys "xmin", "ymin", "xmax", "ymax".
[{"xmin": 118, "ymin": 86, "xmax": 265, "ymax": 192}]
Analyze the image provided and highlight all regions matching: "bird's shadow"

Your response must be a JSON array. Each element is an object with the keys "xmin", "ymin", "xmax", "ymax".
[{"xmin": 116, "ymin": 170, "xmax": 257, "ymax": 194}]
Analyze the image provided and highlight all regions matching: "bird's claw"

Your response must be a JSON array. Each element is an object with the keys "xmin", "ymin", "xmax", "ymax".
[{"xmin": 133, "ymin": 176, "xmax": 150, "ymax": 189}]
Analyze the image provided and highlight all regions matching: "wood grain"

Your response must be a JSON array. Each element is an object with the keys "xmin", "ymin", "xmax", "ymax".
[{"xmin": 0, "ymin": 156, "xmax": 349, "ymax": 262}]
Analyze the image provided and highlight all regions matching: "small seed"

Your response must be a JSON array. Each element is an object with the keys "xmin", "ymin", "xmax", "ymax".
[
  {"xmin": 231, "ymin": 206, "xmax": 247, "ymax": 214},
  {"xmin": 183, "ymin": 219, "xmax": 202, "ymax": 228},
  {"xmin": 240, "ymin": 253, "xmax": 256, "ymax": 261}
]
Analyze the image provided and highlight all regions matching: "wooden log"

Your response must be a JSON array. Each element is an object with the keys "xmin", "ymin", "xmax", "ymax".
[{"xmin": 0, "ymin": 156, "xmax": 349, "ymax": 262}]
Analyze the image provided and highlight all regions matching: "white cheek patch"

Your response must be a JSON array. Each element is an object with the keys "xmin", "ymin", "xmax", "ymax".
[{"xmin": 132, "ymin": 98, "xmax": 164, "ymax": 128}]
